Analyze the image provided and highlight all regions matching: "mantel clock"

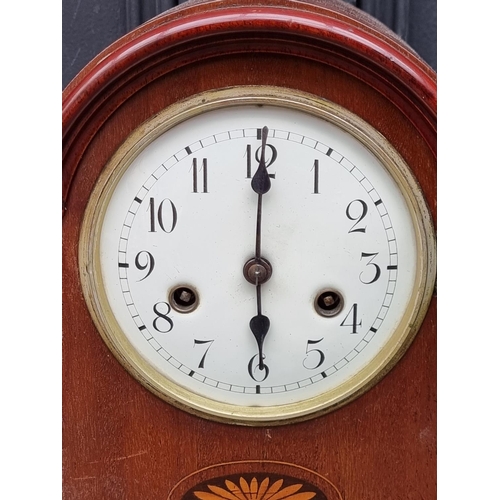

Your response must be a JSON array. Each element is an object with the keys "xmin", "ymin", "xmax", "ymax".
[{"xmin": 62, "ymin": 1, "xmax": 436, "ymax": 498}]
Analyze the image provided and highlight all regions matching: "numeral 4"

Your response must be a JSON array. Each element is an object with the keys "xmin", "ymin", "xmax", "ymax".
[{"xmin": 341, "ymin": 304, "xmax": 362, "ymax": 334}]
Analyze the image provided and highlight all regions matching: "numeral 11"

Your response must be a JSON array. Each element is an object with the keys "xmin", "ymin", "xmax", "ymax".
[{"xmin": 193, "ymin": 158, "xmax": 208, "ymax": 193}]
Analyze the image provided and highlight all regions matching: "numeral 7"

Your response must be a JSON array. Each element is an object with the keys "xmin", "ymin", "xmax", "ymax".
[{"xmin": 194, "ymin": 339, "xmax": 214, "ymax": 368}]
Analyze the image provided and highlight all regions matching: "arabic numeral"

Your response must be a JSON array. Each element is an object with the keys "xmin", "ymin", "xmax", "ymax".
[
  {"xmin": 312, "ymin": 159, "xmax": 320, "ymax": 194},
  {"xmin": 303, "ymin": 338, "xmax": 325, "ymax": 369},
  {"xmin": 360, "ymin": 252, "xmax": 381, "ymax": 284},
  {"xmin": 248, "ymin": 354, "xmax": 270, "ymax": 382},
  {"xmin": 346, "ymin": 199, "xmax": 368, "ymax": 233},
  {"xmin": 147, "ymin": 197, "xmax": 177, "ymax": 233},
  {"xmin": 194, "ymin": 339, "xmax": 214, "ymax": 369},
  {"xmin": 152, "ymin": 302, "xmax": 174, "ymax": 333},
  {"xmin": 245, "ymin": 141, "xmax": 277, "ymax": 179},
  {"xmin": 192, "ymin": 158, "xmax": 208, "ymax": 193},
  {"xmin": 134, "ymin": 251, "xmax": 155, "ymax": 281},
  {"xmin": 341, "ymin": 304, "xmax": 362, "ymax": 334}
]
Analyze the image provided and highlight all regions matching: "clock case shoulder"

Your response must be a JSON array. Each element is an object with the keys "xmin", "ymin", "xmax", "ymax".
[{"xmin": 62, "ymin": 0, "xmax": 436, "ymax": 219}]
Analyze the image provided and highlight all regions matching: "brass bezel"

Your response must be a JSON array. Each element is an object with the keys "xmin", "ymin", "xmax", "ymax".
[{"xmin": 79, "ymin": 86, "xmax": 436, "ymax": 426}]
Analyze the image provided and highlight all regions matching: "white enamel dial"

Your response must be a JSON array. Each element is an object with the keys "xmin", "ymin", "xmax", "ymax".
[{"xmin": 80, "ymin": 87, "xmax": 435, "ymax": 424}]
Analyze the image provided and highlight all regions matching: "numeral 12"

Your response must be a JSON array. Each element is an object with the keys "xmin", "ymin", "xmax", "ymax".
[{"xmin": 245, "ymin": 143, "xmax": 277, "ymax": 179}]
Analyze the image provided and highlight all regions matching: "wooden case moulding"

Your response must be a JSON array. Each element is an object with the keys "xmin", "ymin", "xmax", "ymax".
[{"xmin": 63, "ymin": 0, "xmax": 436, "ymax": 214}]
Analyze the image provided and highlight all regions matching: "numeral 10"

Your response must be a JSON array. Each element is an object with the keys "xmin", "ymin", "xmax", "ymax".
[{"xmin": 147, "ymin": 198, "xmax": 177, "ymax": 233}]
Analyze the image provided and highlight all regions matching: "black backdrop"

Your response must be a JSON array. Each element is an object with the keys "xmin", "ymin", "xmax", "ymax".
[{"xmin": 62, "ymin": 0, "xmax": 436, "ymax": 89}]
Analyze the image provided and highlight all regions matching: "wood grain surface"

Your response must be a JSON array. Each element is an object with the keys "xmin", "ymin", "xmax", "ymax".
[{"xmin": 62, "ymin": 1, "xmax": 436, "ymax": 498}]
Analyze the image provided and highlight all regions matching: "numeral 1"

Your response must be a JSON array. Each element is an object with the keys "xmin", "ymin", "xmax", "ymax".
[
  {"xmin": 192, "ymin": 158, "xmax": 208, "ymax": 193},
  {"xmin": 312, "ymin": 159, "xmax": 320, "ymax": 194}
]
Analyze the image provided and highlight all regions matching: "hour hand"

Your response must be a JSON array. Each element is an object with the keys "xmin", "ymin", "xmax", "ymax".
[{"xmin": 249, "ymin": 312, "xmax": 270, "ymax": 370}]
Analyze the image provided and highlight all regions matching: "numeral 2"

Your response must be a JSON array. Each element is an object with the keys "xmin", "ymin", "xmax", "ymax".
[{"xmin": 346, "ymin": 199, "xmax": 368, "ymax": 233}]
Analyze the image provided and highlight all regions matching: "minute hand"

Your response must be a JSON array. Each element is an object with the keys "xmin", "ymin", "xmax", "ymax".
[
  {"xmin": 251, "ymin": 126, "xmax": 271, "ymax": 259},
  {"xmin": 251, "ymin": 127, "xmax": 272, "ymax": 196}
]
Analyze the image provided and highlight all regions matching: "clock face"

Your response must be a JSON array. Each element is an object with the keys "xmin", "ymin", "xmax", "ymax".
[{"xmin": 80, "ymin": 87, "xmax": 435, "ymax": 424}]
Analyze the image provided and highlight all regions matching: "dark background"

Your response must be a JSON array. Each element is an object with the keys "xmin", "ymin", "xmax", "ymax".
[{"xmin": 62, "ymin": 0, "xmax": 436, "ymax": 89}]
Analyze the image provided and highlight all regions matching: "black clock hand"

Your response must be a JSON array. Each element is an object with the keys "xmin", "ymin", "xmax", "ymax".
[
  {"xmin": 249, "ymin": 279, "xmax": 270, "ymax": 370},
  {"xmin": 251, "ymin": 127, "xmax": 272, "ymax": 196},
  {"xmin": 248, "ymin": 126, "xmax": 271, "ymax": 370}
]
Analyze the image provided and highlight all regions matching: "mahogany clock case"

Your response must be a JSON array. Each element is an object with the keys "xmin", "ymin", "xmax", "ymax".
[{"xmin": 62, "ymin": 0, "xmax": 436, "ymax": 498}]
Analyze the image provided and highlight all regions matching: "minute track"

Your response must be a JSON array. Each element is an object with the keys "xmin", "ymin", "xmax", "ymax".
[
  {"xmin": 117, "ymin": 121, "xmax": 400, "ymax": 396},
  {"xmin": 85, "ymin": 93, "xmax": 424, "ymax": 414}
]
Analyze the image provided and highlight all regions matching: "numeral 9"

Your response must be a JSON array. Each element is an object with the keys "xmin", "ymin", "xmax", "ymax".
[{"xmin": 135, "ymin": 251, "xmax": 155, "ymax": 281}]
